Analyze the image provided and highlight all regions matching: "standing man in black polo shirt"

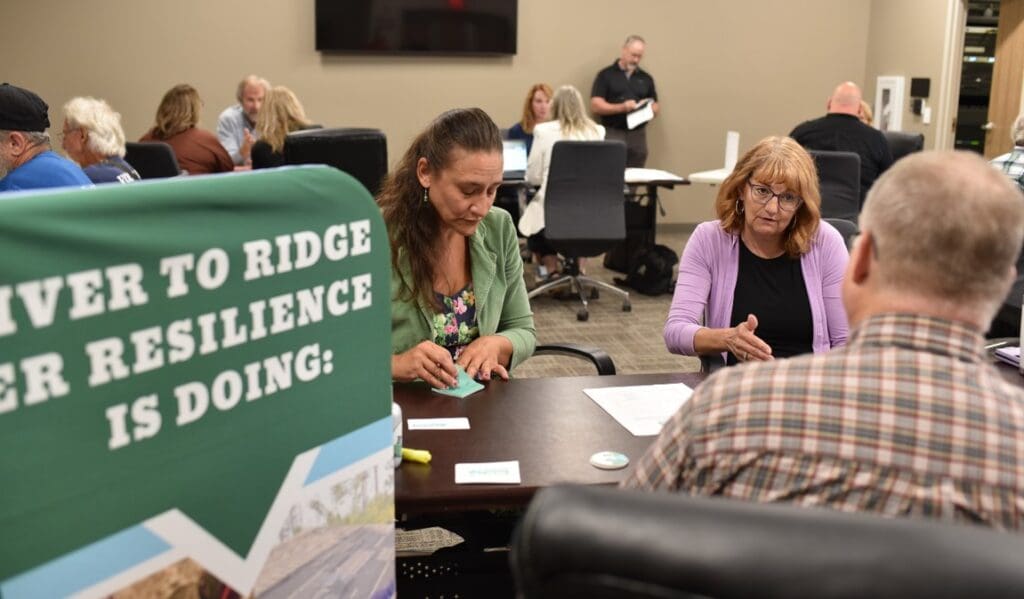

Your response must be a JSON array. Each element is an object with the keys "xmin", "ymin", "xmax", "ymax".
[
  {"xmin": 790, "ymin": 81, "xmax": 893, "ymax": 205},
  {"xmin": 590, "ymin": 35, "xmax": 660, "ymax": 167}
]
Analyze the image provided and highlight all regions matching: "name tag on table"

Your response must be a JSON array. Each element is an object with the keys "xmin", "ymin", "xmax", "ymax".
[
  {"xmin": 408, "ymin": 417, "xmax": 471, "ymax": 430},
  {"xmin": 455, "ymin": 460, "xmax": 521, "ymax": 484}
]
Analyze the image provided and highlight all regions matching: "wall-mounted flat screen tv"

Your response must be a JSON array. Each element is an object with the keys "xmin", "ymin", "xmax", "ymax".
[{"xmin": 316, "ymin": 0, "xmax": 517, "ymax": 55}]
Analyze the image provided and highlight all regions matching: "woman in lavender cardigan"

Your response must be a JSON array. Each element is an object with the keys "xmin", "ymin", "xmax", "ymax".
[{"xmin": 665, "ymin": 136, "xmax": 848, "ymax": 366}]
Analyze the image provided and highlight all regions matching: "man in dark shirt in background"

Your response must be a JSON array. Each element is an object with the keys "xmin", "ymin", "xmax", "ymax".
[
  {"xmin": 790, "ymin": 81, "xmax": 893, "ymax": 205},
  {"xmin": 590, "ymin": 35, "xmax": 659, "ymax": 167}
]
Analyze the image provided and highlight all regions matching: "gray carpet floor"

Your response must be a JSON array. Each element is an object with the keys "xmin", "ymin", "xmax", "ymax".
[{"xmin": 511, "ymin": 226, "xmax": 701, "ymax": 379}]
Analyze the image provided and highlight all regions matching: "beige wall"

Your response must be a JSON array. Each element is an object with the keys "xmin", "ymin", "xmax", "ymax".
[
  {"xmin": 3, "ymin": 0, "xmax": 876, "ymax": 224},
  {"xmin": 864, "ymin": 0, "xmax": 958, "ymax": 149}
]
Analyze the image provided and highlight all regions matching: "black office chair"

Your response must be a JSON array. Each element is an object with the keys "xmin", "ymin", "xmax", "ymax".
[
  {"xmin": 527, "ymin": 140, "xmax": 631, "ymax": 321},
  {"xmin": 511, "ymin": 485, "xmax": 1024, "ymax": 599},
  {"xmin": 534, "ymin": 343, "xmax": 616, "ymax": 374},
  {"xmin": 283, "ymin": 127, "xmax": 388, "ymax": 196},
  {"xmin": 824, "ymin": 217, "xmax": 859, "ymax": 250},
  {"xmin": 123, "ymin": 141, "xmax": 181, "ymax": 179},
  {"xmin": 884, "ymin": 131, "xmax": 925, "ymax": 163},
  {"xmin": 809, "ymin": 149, "xmax": 861, "ymax": 221}
]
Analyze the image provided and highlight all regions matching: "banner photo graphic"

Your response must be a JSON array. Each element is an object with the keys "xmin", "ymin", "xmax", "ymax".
[{"xmin": 0, "ymin": 166, "xmax": 395, "ymax": 598}]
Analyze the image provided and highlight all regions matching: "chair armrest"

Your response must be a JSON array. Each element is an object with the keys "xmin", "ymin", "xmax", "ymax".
[
  {"xmin": 699, "ymin": 353, "xmax": 726, "ymax": 374},
  {"xmin": 535, "ymin": 344, "xmax": 616, "ymax": 375},
  {"xmin": 985, "ymin": 337, "xmax": 1019, "ymax": 352}
]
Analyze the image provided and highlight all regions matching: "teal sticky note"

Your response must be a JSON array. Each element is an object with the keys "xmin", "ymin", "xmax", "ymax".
[{"xmin": 432, "ymin": 366, "xmax": 485, "ymax": 398}]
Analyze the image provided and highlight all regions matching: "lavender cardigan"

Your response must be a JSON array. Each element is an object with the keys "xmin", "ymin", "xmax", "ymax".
[{"xmin": 664, "ymin": 220, "xmax": 849, "ymax": 357}]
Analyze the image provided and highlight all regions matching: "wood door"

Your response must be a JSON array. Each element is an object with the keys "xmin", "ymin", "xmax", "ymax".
[{"xmin": 984, "ymin": 0, "xmax": 1024, "ymax": 157}]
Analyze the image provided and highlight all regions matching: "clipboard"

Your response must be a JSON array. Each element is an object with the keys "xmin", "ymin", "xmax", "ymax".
[{"xmin": 626, "ymin": 99, "xmax": 654, "ymax": 130}]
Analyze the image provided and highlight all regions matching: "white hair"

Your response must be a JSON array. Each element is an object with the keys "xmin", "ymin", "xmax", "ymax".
[
  {"xmin": 1012, "ymin": 113, "xmax": 1024, "ymax": 147},
  {"xmin": 62, "ymin": 96, "xmax": 126, "ymax": 157},
  {"xmin": 236, "ymin": 75, "xmax": 270, "ymax": 102}
]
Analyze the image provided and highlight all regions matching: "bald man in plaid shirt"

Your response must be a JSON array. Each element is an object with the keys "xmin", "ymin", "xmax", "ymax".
[{"xmin": 624, "ymin": 150, "xmax": 1024, "ymax": 530}]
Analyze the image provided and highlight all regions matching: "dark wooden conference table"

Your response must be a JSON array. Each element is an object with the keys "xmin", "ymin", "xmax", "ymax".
[
  {"xmin": 395, "ymin": 356, "xmax": 1024, "ymax": 517},
  {"xmin": 394, "ymin": 372, "xmax": 705, "ymax": 516}
]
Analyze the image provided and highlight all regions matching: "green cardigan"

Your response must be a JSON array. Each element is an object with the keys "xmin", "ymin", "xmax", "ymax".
[{"xmin": 390, "ymin": 207, "xmax": 537, "ymax": 370}]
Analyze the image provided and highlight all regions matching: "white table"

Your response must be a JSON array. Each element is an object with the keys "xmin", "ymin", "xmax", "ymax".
[{"xmin": 687, "ymin": 167, "xmax": 731, "ymax": 185}]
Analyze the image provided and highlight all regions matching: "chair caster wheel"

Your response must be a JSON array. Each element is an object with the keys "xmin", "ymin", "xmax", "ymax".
[
  {"xmin": 622, "ymin": 301, "xmax": 632, "ymax": 312},
  {"xmin": 589, "ymin": 288, "xmax": 600, "ymax": 299},
  {"xmin": 577, "ymin": 309, "xmax": 589, "ymax": 321}
]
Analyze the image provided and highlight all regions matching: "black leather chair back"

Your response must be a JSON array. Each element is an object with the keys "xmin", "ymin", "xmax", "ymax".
[
  {"xmin": 512, "ymin": 485, "xmax": 1024, "ymax": 599},
  {"xmin": 884, "ymin": 131, "xmax": 925, "ymax": 163},
  {"xmin": 809, "ymin": 149, "xmax": 861, "ymax": 221},
  {"xmin": 124, "ymin": 142, "xmax": 181, "ymax": 179},
  {"xmin": 544, "ymin": 140, "xmax": 627, "ymax": 258},
  {"xmin": 283, "ymin": 127, "xmax": 387, "ymax": 196}
]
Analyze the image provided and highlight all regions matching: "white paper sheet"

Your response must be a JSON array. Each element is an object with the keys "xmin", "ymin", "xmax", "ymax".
[
  {"xmin": 624, "ymin": 168, "xmax": 685, "ymax": 183},
  {"xmin": 626, "ymin": 99, "xmax": 655, "ymax": 130},
  {"xmin": 994, "ymin": 346, "xmax": 1021, "ymax": 368},
  {"xmin": 455, "ymin": 461, "xmax": 521, "ymax": 484},
  {"xmin": 407, "ymin": 417, "xmax": 471, "ymax": 430},
  {"xmin": 584, "ymin": 383, "xmax": 693, "ymax": 436}
]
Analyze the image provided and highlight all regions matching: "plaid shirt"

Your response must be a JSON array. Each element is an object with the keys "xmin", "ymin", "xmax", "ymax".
[
  {"xmin": 623, "ymin": 313, "xmax": 1024, "ymax": 530},
  {"xmin": 991, "ymin": 147, "xmax": 1024, "ymax": 193}
]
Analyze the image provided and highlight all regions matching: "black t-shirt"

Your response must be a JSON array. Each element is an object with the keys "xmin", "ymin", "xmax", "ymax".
[
  {"xmin": 789, "ymin": 113, "xmax": 894, "ymax": 203},
  {"xmin": 728, "ymin": 239, "xmax": 813, "ymax": 365},
  {"xmin": 590, "ymin": 60, "xmax": 658, "ymax": 131}
]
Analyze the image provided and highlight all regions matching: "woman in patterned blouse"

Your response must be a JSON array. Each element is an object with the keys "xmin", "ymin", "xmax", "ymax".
[{"xmin": 380, "ymin": 108, "xmax": 536, "ymax": 389}]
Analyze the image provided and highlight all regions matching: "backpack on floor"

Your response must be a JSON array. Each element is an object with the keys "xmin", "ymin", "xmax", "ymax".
[{"xmin": 614, "ymin": 244, "xmax": 678, "ymax": 296}]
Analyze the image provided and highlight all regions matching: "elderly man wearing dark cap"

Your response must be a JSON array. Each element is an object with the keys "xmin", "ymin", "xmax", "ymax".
[{"xmin": 0, "ymin": 83, "xmax": 90, "ymax": 192}]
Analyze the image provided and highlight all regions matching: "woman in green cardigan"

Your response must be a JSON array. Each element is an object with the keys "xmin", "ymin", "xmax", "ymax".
[{"xmin": 380, "ymin": 108, "xmax": 536, "ymax": 389}]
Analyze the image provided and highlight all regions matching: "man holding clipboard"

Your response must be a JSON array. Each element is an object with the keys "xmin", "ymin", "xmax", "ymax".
[{"xmin": 590, "ymin": 35, "xmax": 660, "ymax": 167}]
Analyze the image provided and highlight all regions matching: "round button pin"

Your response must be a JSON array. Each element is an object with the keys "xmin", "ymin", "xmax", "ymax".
[{"xmin": 589, "ymin": 451, "xmax": 630, "ymax": 470}]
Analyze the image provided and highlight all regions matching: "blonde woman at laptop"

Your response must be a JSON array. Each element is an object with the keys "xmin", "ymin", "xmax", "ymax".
[{"xmin": 518, "ymin": 85, "xmax": 605, "ymax": 279}]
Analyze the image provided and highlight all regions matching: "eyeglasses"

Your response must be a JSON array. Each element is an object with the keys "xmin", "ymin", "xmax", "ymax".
[{"xmin": 747, "ymin": 181, "xmax": 802, "ymax": 212}]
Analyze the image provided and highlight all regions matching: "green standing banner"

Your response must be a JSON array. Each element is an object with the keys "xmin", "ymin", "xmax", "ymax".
[{"xmin": 0, "ymin": 166, "xmax": 395, "ymax": 598}]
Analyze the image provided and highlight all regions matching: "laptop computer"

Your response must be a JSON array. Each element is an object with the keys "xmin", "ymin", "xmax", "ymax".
[{"xmin": 502, "ymin": 139, "xmax": 528, "ymax": 180}]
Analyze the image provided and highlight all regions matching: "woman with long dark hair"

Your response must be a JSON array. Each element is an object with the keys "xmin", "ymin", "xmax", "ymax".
[{"xmin": 380, "ymin": 108, "xmax": 536, "ymax": 389}]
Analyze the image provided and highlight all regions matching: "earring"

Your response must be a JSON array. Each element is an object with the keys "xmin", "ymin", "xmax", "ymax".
[
  {"xmin": 736, "ymin": 198, "xmax": 744, "ymax": 214},
  {"xmin": 422, "ymin": 187, "xmax": 429, "ymax": 203}
]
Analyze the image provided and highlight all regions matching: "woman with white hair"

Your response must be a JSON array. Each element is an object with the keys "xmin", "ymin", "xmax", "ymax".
[
  {"xmin": 518, "ymin": 85, "xmax": 606, "ymax": 278},
  {"xmin": 61, "ymin": 96, "xmax": 140, "ymax": 184}
]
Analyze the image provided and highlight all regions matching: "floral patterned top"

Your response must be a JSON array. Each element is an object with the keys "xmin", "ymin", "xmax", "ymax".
[{"xmin": 431, "ymin": 283, "xmax": 479, "ymax": 360}]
